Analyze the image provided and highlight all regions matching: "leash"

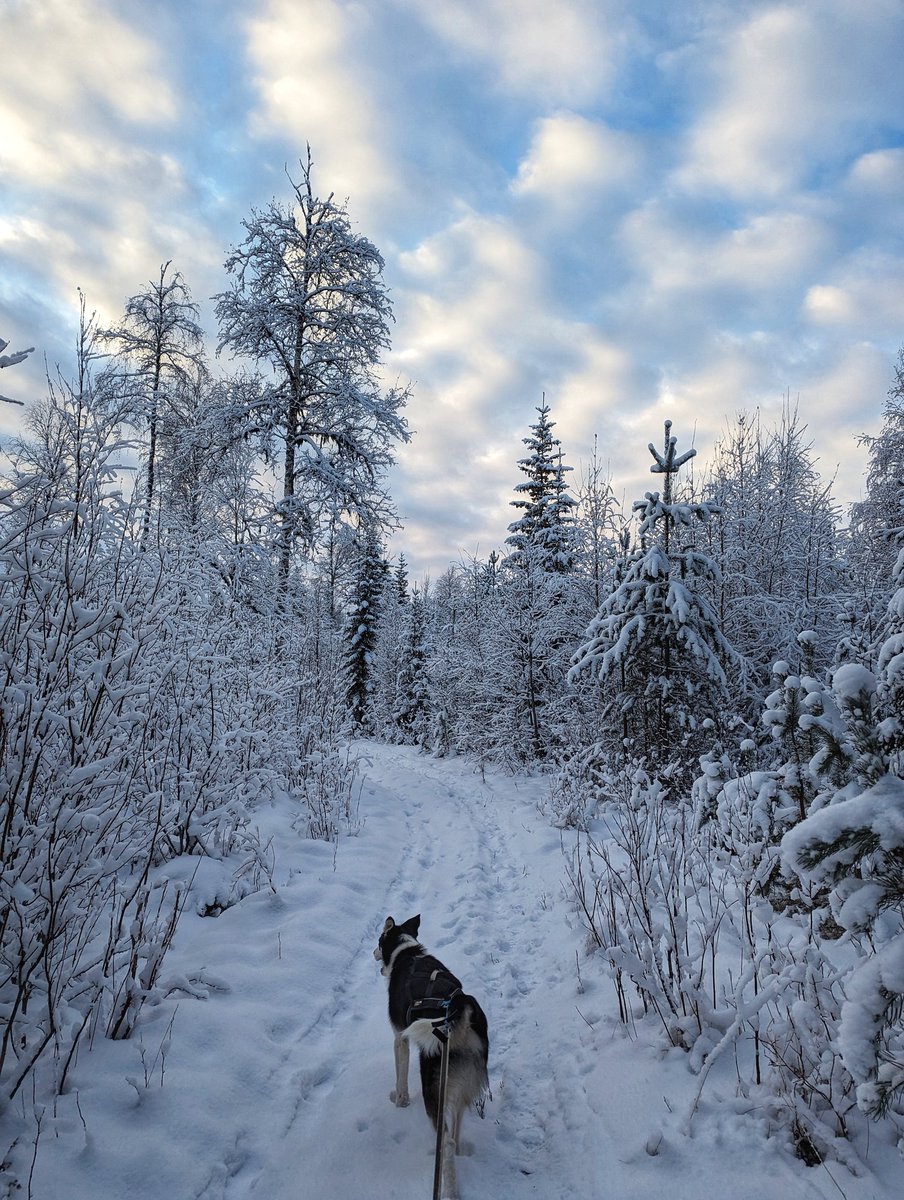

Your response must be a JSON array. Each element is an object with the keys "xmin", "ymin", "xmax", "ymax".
[
  {"xmin": 404, "ymin": 967, "xmax": 462, "ymax": 1200},
  {"xmin": 431, "ymin": 1007, "xmax": 452, "ymax": 1200}
]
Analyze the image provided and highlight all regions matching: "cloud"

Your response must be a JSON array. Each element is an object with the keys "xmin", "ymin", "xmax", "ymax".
[
  {"xmin": 512, "ymin": 112, "xmax": 645, "ymax": 207},
  {"xmin": 803, "ymin": 255, "xmax": 904, "ymax": 338},
  {"xmin": 675, "ymin": 1, "xmax": 904, "ymax": 199},
  {"xmin": 617, "ymin": 201, "xmax": 832, "ymax": 327},
  {"xmin": 0, "ymin": 0, "xmax": 227, "ymax": 350},
  {"xmin": 243, "ymin": 0, "xmax": 397, "ymax": 220},
  {"xmin": 400, "ymin": 0, "xmax": 623, "ymax": 107},
  {"xmin": 0, "ymin": 0, "xmax": 178, "ymax": 188}
]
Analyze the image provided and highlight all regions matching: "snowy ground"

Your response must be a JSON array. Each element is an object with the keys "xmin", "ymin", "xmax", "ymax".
[{"xmin": 6, "ymin": 742, "xmax": 902, "ymax": 1199}]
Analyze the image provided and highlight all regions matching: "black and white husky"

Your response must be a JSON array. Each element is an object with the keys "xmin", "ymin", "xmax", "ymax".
[{"xmin": 374, "ymin": 914, "xmax": 490, "ymax": 1199}]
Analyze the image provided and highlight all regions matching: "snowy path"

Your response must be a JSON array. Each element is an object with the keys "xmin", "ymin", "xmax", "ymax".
[
  {"xmin": 220, "ymin": 743, "xmax": 602, "ymax": 1200},
  {"xmin": 21, "ymin": 742, "xmax": 898, "ymax": 1200}
]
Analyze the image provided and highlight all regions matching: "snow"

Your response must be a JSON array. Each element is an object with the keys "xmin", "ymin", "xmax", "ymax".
[
  {"xmin": 5, "ymin": 743, "xmax": 903, "ymax": 1199},
  {"xmin": 833, "ymin": 663, "xmax": 878, "ymax": 701},
  {"xmin": 783, "ymin": 773, "xmax": 904, "ymax": 868}
]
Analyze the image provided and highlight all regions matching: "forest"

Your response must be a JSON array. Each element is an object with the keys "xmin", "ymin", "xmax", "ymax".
[{"xmin": 1, "ymin": 159, "xmax": 903, "ymax": 1180}]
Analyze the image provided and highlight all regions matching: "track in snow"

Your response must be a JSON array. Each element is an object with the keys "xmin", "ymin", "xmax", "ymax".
[{"xmin": 208, "ymin": 742, "xmax": 600, "ymax": 1200}]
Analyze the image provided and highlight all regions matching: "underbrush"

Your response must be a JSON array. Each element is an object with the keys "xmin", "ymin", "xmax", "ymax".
[{"xmin": 563, "ymin": 763, "xmax": 904, "ymax": 1169}]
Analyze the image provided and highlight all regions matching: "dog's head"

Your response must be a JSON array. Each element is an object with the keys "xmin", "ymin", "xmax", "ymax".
[{"xmin": 374, "ymin": 914, "xmax": 421, "ymax": 973}]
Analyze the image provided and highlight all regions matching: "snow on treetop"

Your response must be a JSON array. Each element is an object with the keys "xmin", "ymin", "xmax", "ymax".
[{"xmin": 832, "ymin": 662, "xmax": 878, "ymax": 700}]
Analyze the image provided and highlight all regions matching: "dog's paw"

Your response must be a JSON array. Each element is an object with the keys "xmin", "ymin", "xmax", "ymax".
[{"xmin": 389, "ymin": 1089, "xmax": 410, "ymax": 1107}]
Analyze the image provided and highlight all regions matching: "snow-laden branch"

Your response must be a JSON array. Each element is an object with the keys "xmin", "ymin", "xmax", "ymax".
[{"xmin": 0, "ymin": 335, "xmax": 35, "ymax": 405}]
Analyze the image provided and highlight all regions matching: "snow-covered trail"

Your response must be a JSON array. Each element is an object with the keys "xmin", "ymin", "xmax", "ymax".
[
  {"xmin": 22, "ymin": 742, "xmax": 896, "ymax": 1200},
  {"xmin": 223, "ymin": 742, "xmax": 603, "ymax": 1200}
]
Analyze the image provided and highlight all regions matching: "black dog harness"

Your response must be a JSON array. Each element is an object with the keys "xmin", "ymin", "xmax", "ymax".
[{"xmin": 405, "ymin": 955, "xmax": 462, "ymax": 1027}]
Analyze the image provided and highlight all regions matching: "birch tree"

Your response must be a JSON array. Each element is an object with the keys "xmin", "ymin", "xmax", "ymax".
[
  {"xmin": 102, "ymin": 263, "xmax": 206, "ymax": 548},
  {"xmin": 214, "ymin": 150, "xmax": 410, "ymax": 592}
]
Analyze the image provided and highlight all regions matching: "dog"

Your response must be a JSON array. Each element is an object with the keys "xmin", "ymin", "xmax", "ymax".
[{"xmin": 374, "ymin": 914, "xmax": 490, "ymax": 1199}]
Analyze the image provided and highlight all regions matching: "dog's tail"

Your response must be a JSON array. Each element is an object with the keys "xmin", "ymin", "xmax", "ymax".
[{"xmin": 419, "ymin": 993, "xmax": 491, "ymax": 1129}]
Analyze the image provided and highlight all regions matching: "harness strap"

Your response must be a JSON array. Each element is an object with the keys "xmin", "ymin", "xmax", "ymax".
[{"xmin": 405, "ymin": 962, "xmax": 462, "ymax": 1026}]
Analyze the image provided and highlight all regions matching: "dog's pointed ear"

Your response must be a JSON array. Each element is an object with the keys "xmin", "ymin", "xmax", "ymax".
[
  {"xmin": 381, "ymin": 917, "xmax": 395, "ymax": 935},
  {"xmin": 400, "ymin": 914, "xmax": 420, "ymax": 937}
]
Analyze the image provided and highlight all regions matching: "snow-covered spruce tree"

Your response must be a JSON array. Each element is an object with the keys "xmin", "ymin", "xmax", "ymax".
[
  {"xmin": 369, "ymin": 556, "xmax": 410, "ymax": 740},
  {"xmin": 393, "ymin": 584, "xmax": 432, "ymax": 747},
  {"xmin": 507, "ymin": 399, "xmax": 578, "ymax": 574},
  {"xmin": 102, "ymin": 262, "xmax": 206, "ymax": 549},
  {"xmin": 214, "ymin": 149, "xmax": 410, "ymax": 593},
  {"xmin": 424, "ymin": 566, "xmax": 463, "ymax": 758},
  {"xmin": 492, "ymin": 401, "xmax": 583, "ymax": 761},
  {"xmin": 570, "ymin": 421, "xmax": 737, "ymax": 782},
  {"xmin": 343, "ymin": 526, "xmax": 388, "ymax": 731}
]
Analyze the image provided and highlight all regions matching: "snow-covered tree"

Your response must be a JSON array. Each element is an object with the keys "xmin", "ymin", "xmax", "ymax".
[
  {"xmin": 573, "ymin": 434, "xmax": 623, "ymax": 611},
  {"xmin": 343, "ymin": 527, "xmax": 387, "ymax": 730},
  {"xmin": 506, "ymin": 399, "xmax": 578, "ymax": 573},
  {"xmin": 214, "ymin": 150, "xmax": 410, "ymax": 588},
  {"xmin": 699, "ymin": 407, "xmax": 844, "ymax": 695},
  {"xmin": 571, "ymin": 421, "xmax": 737, "ymax": 777},
  {"xmin": 102, "ymin": 262, "xmax": 206, "ymax": 548},
  {"xmin": 393, "ymin": 584, "xmax": 432, "ymax": 746},
  {"xmin": 475, "ymin": 402, "xmax": 583, "ymax": 760},
  {"xmin": 782, "ymin": 494, "xmax": 904, "ymax": 1118},
  {"xmin": 848, "ymin": 350, "xmax": 904, "ymax": 632}
]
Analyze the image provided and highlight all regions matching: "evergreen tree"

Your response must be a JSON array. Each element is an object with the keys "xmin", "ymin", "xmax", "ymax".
[
  {"xmin": 506, "ymin": 399, "xmax": 578, "ymax": 573},
  {"xmin": 485, "ymin": 400, "xmax": 583, "ymax": 760},
  {"xmin": 394, "ymin": 585, "xmax": 432, "ymax": 746},
  {"xmin": 571, "ymin": 421, "xmax": 737, "ymax": 776},
  {"xmin": 343, "ymin": 527, "xmax": 387, "ymax": 731}
]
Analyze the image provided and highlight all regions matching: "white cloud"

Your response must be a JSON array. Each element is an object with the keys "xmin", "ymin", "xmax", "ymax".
[
  {"xmin": 675, "ymin": 2, "xmax": 904, "ymax": 199},
  {"xmin": 803, "ymin": 255, "xmax": 904, "ymax": 337},
  {"xmin": 804, "ymin": 285, "xmax": 857, "ymax": 326},
  {"xmin": 847, "ymin": 147, "xmax": 904, "ymax": 194},
  {"xmin": 0, "ymin": 0, "xmax": 178, "ymax": 187},
  {"xmin": 244, "ymin": 0, "xmax": 396, "ymax": 218},
  {"xmin": 512, "ymin": 112, "xmax": 644, "ymax": 206},
  {"xmin": 0, "ymin": 0, "xmax": 226, "ymax": 343},
  {"xmin": 619, "ymin": 202, "xmax": 831, "ymax": 309},
  {"xmin": 400, "ymin": 0, "xmax": 622, "ymax": 106}
]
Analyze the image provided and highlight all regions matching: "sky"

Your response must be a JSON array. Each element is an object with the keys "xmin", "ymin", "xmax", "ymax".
[{"xmin": 2, "ymin": 0, "xmax": 903, "ymax": 579}]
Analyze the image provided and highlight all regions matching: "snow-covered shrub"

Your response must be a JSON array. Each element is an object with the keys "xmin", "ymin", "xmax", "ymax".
[
  {"xmin": 784, "ymin": 770, "xmax": 904, "ymax": 1118},
  {"xmin": 293, "ymin": 744, "xmax": 363, "ymax": 841},
  {"xmin": 566, "ymin": 766, "xmax": 730, "ymax": 1050},
  {"xmin": 782, "ymin": 544, "xmax": 904, "ymax": 1119}
]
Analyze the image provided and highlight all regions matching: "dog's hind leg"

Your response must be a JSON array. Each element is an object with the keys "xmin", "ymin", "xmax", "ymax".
[{"xmin": 390, "ymin": 1033, "xmax": 410, "ymax": 1107}]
